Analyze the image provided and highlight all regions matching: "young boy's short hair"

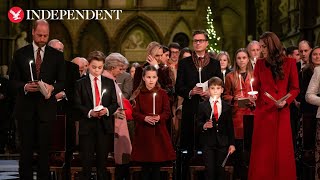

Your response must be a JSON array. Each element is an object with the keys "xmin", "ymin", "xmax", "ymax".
[
  {"xmin": 208, "ymin": 77, "xmax": 224, "ymax": 88},
  {"xmin": 87, "ymin": 50, "xmax": 106, "ymax": 63}
]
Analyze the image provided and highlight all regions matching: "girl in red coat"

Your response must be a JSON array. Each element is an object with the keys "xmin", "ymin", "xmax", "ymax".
[
  {"xmin": 224, "ymin": 48, "xmax": 254, "ymax": 179},
  {"xmin": 131, "ymin": 65, "xmax": 176, "ymax": 180},
  {"xmin": 248, "ymin": 32, "xmax": 299, "ymax": 180}
]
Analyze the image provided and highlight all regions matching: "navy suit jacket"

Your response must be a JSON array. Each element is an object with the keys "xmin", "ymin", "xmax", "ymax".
[
  {"xmin": 74, "ymin": 75, "xmax": 118, "ymax": 135},
  {"xmin": 10, "ymin": 44, "xmax": 65, "ymax": 121},
  {"xmin": 198, "ymin": 100, "xmax": 235, "ymax": 148}
]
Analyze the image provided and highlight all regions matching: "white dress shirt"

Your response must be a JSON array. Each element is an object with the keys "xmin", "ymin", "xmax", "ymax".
[
  {"xmin": 32, "ymin": 41, "xmax": 45, "ymax": 61},
  {"xmin": 209, "ymin": 96, "xmax": 222, "ymax": 120}
]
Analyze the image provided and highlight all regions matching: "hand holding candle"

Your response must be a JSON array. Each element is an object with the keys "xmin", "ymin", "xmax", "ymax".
[
  {"xmin": 248, "ymin": 78, "xmax": 258, "ymax": 96},
  {"xmin": 29, "ymin": 60, "xmax": 34, "ymax": 82},
  {"xmin": 99, "ymin": 89, "xmax": 107, "ymax": 105},
  {"xmin": 153, "ymin": 93, "xmax": 157, "ymax": 115},
  {"xmin": 94, "ymin": 89, "xmax": 107, "ymax": 111},
  {"xmin": 119, "ymin": 92, "xmax": 124, "ymax": 109}
]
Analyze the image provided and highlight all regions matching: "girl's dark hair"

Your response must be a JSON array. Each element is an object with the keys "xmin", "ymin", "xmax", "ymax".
[
  {"xmin": 179, "ymin": 47, "xmax": 192, "ymax": 60},
  {"xmin": 259, "ymin": 32, "xmax": 285, "ymax": 80},
  {"xmin": 130, "ymin": 65, "xmax": 160, "ymax": 101},
  {"xmin": 162, "ymin": 45, "xmax": 170, "ymax": 57}
]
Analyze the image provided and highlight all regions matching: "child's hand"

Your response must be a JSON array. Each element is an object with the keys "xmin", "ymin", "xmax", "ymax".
[
  {"xmin": 151, "ymin": 115, "xmax": 160, "ymax": 123},
  {"xmin": 248, "ymin": 94, "xmax": 257, "ymax": 102},
  {"xmin": 90, "ymin": 110, "xmax": 100, "ymax": 118},
  {"xmin": 203, "ymin": 120, "xmax": 213, "ymax": 129},
  {"xmin": 144, "ymin": 116, "xmax": 156, "ymax": 125},
  {"xmin": 98, "ymin": 108, "xmax": 108, "ymax": 117},
  {"xmin": 228, "ymin": 145, "xmax": 236, "ymax": 154}
]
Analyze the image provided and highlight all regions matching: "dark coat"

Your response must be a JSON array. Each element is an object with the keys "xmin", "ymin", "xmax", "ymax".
[
  {"xmin": 198, "ymin": 100, "xmax": 235, "ymax": 148},
  {"xmin": 74, "ymin": 75, "xmax": 118, "ymax": 134}
]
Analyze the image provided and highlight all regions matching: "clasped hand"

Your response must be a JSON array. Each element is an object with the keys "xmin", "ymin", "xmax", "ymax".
[
  {"xmin": 203, "ymin": 119, "xmax": 213, "ymax": 129},
  {"xmin": 25, "ymin": 82, "xmax": 39, "ymax": 92},
  {"xmin": 90, "ymin": 108, "xmax": 108, "ymax": 118},
  {"xmin": 144, "ymin": 115, "xmax": 160, "ymax": 125},
  {"xmin": 191, "ymin": 86, "xmax": 209, "ymax": 98},
  {"xmin": 115, "ymin": 109, "xmax": 126, "ymax": 119}
]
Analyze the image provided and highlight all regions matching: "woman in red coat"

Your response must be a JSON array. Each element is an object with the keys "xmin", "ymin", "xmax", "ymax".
[
  {"xmin": 131, "ymin": 65, "xmax": 176, "ymax": 180},
  {"xmin": 248, "ymin": 32, "xmax": 299, "ymax": 180}
]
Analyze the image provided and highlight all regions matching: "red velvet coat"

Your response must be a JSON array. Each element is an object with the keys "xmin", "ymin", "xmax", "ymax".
[
  {"xmin": 248, "ymin": 58, "xmax": 299, "ymax": 180},
  {"xmin": 131, "ymin": 86, "xmax": 176, "ymax": 162},
  {"xmin": 224, "ymin": 71, "xmax": 254, "ymax": 139}
]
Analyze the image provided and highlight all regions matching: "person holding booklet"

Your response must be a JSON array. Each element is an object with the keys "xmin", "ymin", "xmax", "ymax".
[
  {"xmin": 248, "ymin": 32, "xmax": 299, "ymax": 180},
  {"xmin": 74, "ymin": 51, "xmax": 118, "ymax": 180},
  {"xmin": 198, "ymin": 77, "xmax": 235, "ymax": 180},
  {"xmin": 9, "ymin": 20, "xmax": 65, "ymax": 180},
  {"xmin": 223, "ymin": 48, "xmax": 254, "ymax": 179}
]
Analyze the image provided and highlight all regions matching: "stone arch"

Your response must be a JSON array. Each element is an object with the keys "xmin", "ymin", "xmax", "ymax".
[
  {"xmin": 114, "ymin": 14, "xmax": 164, "ymax": 62},
  {"xmin": 219, "ymin": 6, "xmax": 244, "ymax": 59},
  {"xmin": 77, "ymin": 21, "xmax": 110, "ymax": 58},
  {"xmin": 166, "ymin": 17, "xmax": 192, "ymax": 47},
  {"xmin": 49, "ymin": 21, "xmax": 73, "ymax": 60}
]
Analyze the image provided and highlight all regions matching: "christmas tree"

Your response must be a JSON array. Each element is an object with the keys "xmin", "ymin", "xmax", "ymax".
[{"xmin": 206, "ymin": 6, "xmax": 220, "ymax": 53}]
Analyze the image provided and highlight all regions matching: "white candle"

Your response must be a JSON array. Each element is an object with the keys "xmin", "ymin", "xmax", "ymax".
[
  {"xmin": 29, "ymin": 61, "xmax": 34, "ymax": 81},
  {"xmin": 199, "ymin": 67, "xmax": 202, "ymax": 83},
  {"xmin": 119, "ymin": 92, "xmax": 124, "ymax": 109},
  {"xmin": 238, "ymin": 74, "xmax": 242, "ymax": 90},
  {"xmin": 153, "ymin": 93, "xmax": 157, "ymax": 114},
  {"xmin": 250, "ymin": 78, "xmax": 254, "ymax": 92},
  {"xmin": 99, "ymin": 89, "xmax": 107, "ymax": 105},
  {"xmin": 239, "ymin": 74, "xmax": 243, "ymax": 96}
]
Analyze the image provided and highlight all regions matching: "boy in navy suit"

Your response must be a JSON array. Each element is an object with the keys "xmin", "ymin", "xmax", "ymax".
[
  {"xmin": 74, "ymin": 51, "xmax": 118, "ymax": 180},
  {"xmin": 198, "ymin": 77, "xmax": 235, "ymax": 180}
]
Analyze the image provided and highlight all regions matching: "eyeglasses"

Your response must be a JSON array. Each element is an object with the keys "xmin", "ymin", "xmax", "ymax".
[
  {"xmin": 193, "ymin": 39, "xmax": 207, "ymax": 44},
  {"xmin": 170, "ymin": 51, "xmax": 180, "ymax": 54}
]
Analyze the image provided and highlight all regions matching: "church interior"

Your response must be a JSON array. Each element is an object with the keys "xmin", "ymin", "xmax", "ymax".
[{"xmin": 1, "ymin": 0, "xmax": 320, "ymax": 179}]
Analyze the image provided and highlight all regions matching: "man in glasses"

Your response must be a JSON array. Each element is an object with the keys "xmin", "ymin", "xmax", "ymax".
[{"xmin": 175, "ymin": 30, "xmax": 222, "ymax": 180}]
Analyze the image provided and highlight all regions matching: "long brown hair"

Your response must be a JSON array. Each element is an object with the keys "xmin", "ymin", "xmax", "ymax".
[
  {"xmin": 259, "ymin": 32, "xmax": 285, "ymax": 80},
  {"xmin": 130, "ymin": 65, "xmax": 160, "ymax": 101},
  {"xmin": 232, "ymin": 48, "xmax": 253, "ymax": 88}
]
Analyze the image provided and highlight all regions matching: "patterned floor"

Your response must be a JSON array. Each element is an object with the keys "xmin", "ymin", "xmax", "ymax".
[{"xmin": 0, "ymin": 160, "xmax": 19, "ymax": 180}]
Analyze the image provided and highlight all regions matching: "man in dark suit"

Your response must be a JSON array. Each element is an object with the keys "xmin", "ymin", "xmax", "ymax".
[
  {"xmin": 9, "ymin": 20, "xmax": 65, "ymax": 180},
  {"xmin": 175, "ymin": 30, "xmax": 222, "ymax": 180},
  {"xmin": 74, "ymin": 51, "xmax": 118, "ymax": 180}
]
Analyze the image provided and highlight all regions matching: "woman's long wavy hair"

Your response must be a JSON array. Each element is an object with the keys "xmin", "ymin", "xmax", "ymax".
[{"xmin": 259, "ymin": 32, "xmax": 285, "ymax": 80}]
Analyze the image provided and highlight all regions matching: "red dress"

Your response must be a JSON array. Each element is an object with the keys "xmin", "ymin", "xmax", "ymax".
[
  {"xmin": 131, "ymin": 86, "xmax": 176, "ymax": 162},
  {"xmin": 248, "ymin": 58, "xmax": 299, "ymax": 180}
]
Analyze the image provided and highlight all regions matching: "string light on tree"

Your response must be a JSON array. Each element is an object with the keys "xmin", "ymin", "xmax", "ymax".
[{"xmin": 206, "ymin": 6, "xmax": 221, "ymax": 53}]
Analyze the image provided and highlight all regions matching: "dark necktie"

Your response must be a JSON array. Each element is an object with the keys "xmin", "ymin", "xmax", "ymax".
[
  {"xmin": 213, "ymin": 101, "xmax": 218, "ymax": 121},
  {"xmin": 94, "ymin": 77, "xmax": 100, "ymax": 106},
  {"xmin": 36, "ymin": 48, "xmax": 42, "ymax": 78}
]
